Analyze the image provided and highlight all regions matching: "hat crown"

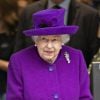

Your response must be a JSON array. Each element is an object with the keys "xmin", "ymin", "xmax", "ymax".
[
  {"xmin": 23, "ymin": 8, "xmax": 79, "ymax": 36},
  {"xmin": 32, "ymin": 8, "xmax": 65, "ymax": 28}
]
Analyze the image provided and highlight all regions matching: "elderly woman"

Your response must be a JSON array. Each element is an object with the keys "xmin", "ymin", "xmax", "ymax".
[{"xmin": 6, "ymin": 9, "xmax": 92, "ymax": 100}]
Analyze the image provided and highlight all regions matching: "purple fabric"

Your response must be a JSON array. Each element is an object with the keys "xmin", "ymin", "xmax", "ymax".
[
  {"xmin": 23, "ymin": 9, "xmax": 79, "ymax": 36},
  {"xmin": 23, "ymin": 26, "xmax": 79, "ymax": 36},
  {"xmin": 6, "ymin": 46, "xmax": 93, "ymax": 100}
]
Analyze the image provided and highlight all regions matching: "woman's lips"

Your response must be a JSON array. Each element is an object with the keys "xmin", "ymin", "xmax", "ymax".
[{"xmin": 44, "ymin": 51, "xmax": 54, "ymax": 55}]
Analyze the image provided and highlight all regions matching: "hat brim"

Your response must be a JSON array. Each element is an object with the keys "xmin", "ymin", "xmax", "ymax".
[{"xmin": 23, "ymin": 25, "xmax": 79, "ymax": 36}]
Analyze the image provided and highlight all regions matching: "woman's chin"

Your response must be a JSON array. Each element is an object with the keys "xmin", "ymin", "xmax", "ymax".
[
  {"xmin": 45, "ymin": 56, "xmax": 54, "ymax": 60},
  {"xmin": 43, "ymin": 56, "xmax": 54, "ymax": 63}
]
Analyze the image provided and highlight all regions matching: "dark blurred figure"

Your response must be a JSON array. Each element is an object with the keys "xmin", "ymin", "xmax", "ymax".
[
  {"xmin": 9, "ymin": 0, "xmax": 37, "ymax": 17},
  {"xmin": 93, "ymin": 0, "xmax": 100, "ymax": 10},
  {"xmin": 0, "ymin": 0, "xmax": 18, "ymax": 99},
  {"xmin": 79, "ymin": 0, "xmax": 93, "ymax": 5},
  {"xmin": 14, "ymin": 0, "xmax": 99, "ymax": 68},
  {"xmin": 79, "ymin": 0, "xmax": 100, "ymax": 12}
]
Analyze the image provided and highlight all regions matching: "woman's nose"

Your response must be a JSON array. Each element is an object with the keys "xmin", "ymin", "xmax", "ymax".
[{"xmin": 47, "ymin": 41, "xmax": 53, "ymax": 48}]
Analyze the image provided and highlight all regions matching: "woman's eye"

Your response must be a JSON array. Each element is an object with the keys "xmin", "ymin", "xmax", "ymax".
[
  {"xmin": 41, "ymin": 38, "xmax": 48, "ymax": 42},
  {"xmin": 52, "ymin": 39, "xmax": 57, "ymax": 42}
]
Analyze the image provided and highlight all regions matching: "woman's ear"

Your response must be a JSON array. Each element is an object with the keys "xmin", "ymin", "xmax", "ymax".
[
  {"xmin": 32, "ymin": 36, "xmax": 38, "ymax": 46},
  {"xmin": 35, "ymin": 39, "xmax": 39, "ymax": 46}
]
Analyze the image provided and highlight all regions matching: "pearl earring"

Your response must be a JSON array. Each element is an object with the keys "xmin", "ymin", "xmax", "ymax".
[
  {"xmin": 62, "ymin": 43, "xmax": 64, "ymax": 46},
  {"xmin": 34, "ymin": 44, "xmax": 37, "ymax": 47}
]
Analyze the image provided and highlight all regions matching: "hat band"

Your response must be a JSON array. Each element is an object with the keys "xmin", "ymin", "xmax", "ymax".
[{"xmin": 39, "ymin": 23, "xmax": 52, "ymax": 28}]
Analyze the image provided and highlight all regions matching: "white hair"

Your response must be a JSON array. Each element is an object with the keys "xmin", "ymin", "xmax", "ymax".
[
  {"xmin": 31, "ymin": 36, "xmax": 38, "ymax": 42},
  {"xmin": 61, "ymin": 35, "xmax": 70, "ymax": 44},
  {"xmin": 31, "ymin": 35, "xmax": 70, "ymax": 44}
]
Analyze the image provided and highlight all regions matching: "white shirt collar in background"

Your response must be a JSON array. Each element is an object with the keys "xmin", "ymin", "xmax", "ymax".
[{"xmin": 48, "ymin": 0, "xmax": 71, "ymax": 25}]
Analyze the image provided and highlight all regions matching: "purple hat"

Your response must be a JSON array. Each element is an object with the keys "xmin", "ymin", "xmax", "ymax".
[{"xmin": 23, "ymin": 8, "xmax": 79, "ymax": 36}]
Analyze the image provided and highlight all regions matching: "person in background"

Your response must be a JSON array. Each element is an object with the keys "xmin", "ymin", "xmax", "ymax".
[
  {"xmin": 79, "ymin": 0, "xmax": 93, "ymax": 5},
  {"xmin": 92, "ymin": 0, "xmax": 100, "ymax": 10},
  {"xmin": 0, "ymin": 0, "xmax": 18, "ymax": 99},
  {"xmin": 6, "ymin": 8, "xmax": 92, "ymax": 100},
  {"xmin": 9, "ymin": 0, "xmax": 37, "ymax": 17},
  {"xmin": 14, "ymin": 0, "xmax": 99, "ymax": 68}
]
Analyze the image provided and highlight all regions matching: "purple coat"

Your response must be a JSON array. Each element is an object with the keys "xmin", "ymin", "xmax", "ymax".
[{"xmin": 6, "ymin": 46, "xmax": 92, "ymax": 100}]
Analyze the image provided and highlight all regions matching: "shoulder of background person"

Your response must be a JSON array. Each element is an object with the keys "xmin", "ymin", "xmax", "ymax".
[
  {"xmin": 20, "ymin": 0, "xmax": 47, "ymax": 23},
  {"xmin": 24, "ymin": 0, "xmax": 47, "ymax": 15},
  {"xmin": 75, "ymin": 1, "xmax": 98, "ymax": 15}
]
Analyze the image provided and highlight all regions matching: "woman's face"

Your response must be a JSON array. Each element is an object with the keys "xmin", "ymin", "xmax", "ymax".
[{"xmin": 35, "ymin": 35, "xmax": 62, "ymax": 63}]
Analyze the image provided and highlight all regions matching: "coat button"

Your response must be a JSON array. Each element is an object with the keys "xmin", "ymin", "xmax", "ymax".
[
  {"xmin": 53, "ymin": 93, "xmax": 59, "ymax": 99},
  {"xmin": 48, "ymin": 66, "xmax": 54, "ymax": 72}
]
